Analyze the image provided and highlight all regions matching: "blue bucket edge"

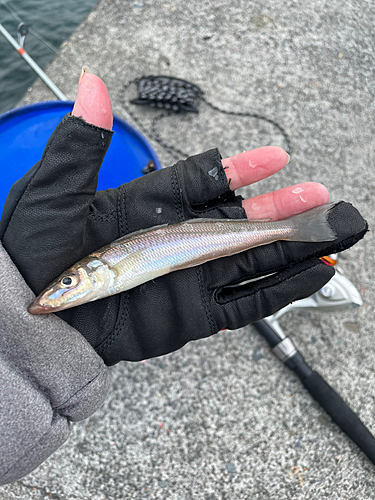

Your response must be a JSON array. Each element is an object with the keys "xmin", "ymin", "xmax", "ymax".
[{"xmin": 0, "ymin": 100, "xmax": 162, "ymax": 171}]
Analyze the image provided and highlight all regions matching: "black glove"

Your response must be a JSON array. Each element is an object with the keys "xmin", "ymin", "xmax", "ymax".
[{"xmin": 0, "ymin": 115, "xmax": 368, "ymax": 365}]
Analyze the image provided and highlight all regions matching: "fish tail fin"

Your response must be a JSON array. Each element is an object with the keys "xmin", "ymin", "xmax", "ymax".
[{"xmin": 287, "ymin": 202, "xmax": 337, "ymax": 242}]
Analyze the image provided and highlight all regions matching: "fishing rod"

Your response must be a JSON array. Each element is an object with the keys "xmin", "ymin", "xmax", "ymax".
[
  {"xmin": 0, "ymin": 22, "xmax": 67, "ymax": 101},
  {"xmin": 252, "ymin": 260, "xmax": 375, "ymax": 465}
]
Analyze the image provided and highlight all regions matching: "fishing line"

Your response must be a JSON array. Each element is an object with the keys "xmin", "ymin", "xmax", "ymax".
[
  {"xmin": 0, "ymin": 0, "xmax": 81, "ymax": 71},
  {"xmin": 0, "ymin": 0, "xmax": 21, "ymax": 22}
]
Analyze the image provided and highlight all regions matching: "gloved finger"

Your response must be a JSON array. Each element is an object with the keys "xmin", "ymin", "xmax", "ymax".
[
  {"xmin": 0, "ymin": 72, "xmax": 112, "ymax": 239},
  {"xmin": 202, "ymin": 201, "xmax": 367, "ymax": 289},
  {"xmin": 1, "ymin": 77, "xmax": 113, "ymax": 293},
  {"xmin": 242, "ymin": 182, "xmax": 329, "ymax": 220},
  {"xmin": 221, "ymin": 146, "xmax": 289, "ymax": 191},
  {"xmin": 173, "ymin": 148, "xmax": 242, "ymax": 208},
  {"xmin": 212, "ymin": 258, "xmax": 335, "ymax": 331},
  {"xmin": 93, "ymin": 147, "xmax": 293, "ymax": 238},
  {"xmin": 177, "ymin": 147, "xmax": 289, "ymax": 208},
  {"xmin": 97, "ymin": 149, "xmax": 246, "ymax": 237},
  {"xmin": 198, "ymin": 180, "xmax": 329, "ymax": 223}
]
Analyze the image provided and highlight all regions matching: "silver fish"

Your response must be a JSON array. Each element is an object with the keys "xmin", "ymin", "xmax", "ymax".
[{"xmin": 28, "ymin": 203, "xmax": 336, "ymax": 314}]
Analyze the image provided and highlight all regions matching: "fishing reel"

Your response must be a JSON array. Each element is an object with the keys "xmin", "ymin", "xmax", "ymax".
[{"xmin": 266, "ymin": 254, "xmax": 362, "ymax": 338}]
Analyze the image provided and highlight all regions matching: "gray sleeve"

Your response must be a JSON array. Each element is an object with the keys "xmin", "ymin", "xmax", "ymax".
[{"xmin": 0, "ymin": 243, "xmax": 111, "ymax": 485}]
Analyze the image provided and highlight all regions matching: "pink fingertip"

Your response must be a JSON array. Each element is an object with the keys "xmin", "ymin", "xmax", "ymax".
[
  {"xmin": 222, "ymin": 146, "xmax": 290, "ymax": 191},
  {"xmin": 72, "ymin": 71, "xmax": 113, "ymax": 130},
  {"xmin": 242, "ymin": 182, "xmax": 330, "ymax": 220}
]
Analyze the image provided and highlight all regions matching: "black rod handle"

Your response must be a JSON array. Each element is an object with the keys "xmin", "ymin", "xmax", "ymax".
[
  {"xmin": 252, "ymin": 319, "xmax": 283, "ymax": 347},
  {"xmin": 301, "ymin": 370, "xmax": 375, "ymax": 464},
  {"xmin": 252, "ymin": 319, "xmax": 375, "ymax": 465}
]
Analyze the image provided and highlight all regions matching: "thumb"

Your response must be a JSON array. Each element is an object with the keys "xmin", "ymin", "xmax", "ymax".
[
  {"xmin": 72, "ymin": 69, "xmax": 113, "ymax": 130},
  {"xmin": 1, "ymin": 72, "xmax": 114, "ymax": 293}
]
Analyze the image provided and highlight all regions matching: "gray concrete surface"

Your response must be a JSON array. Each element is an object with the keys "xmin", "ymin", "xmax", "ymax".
[{"xmin": 2, "ymin": 0, "xmax": 375, "ymax": 498}]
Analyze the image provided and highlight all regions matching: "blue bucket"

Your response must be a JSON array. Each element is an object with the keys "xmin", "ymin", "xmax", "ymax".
[{"xmin": 0, "ymin": 101, "xmax": 161, "ymax": 214}]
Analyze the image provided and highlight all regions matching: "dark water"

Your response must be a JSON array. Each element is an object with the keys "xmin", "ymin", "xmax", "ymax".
[{"xmin": 0, "ymin": 0, "xmax": 98, "ymax": 114}]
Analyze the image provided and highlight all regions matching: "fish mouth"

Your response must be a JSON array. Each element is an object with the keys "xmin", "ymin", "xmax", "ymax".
[{"xmin": 28, "ymin": 301, "xmax": 54, "ymax": 315}]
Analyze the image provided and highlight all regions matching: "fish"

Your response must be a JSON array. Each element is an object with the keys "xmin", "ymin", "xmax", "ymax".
[{"xmin": 28, "ymin": 203, "xmax": 336, "ymax": 314}]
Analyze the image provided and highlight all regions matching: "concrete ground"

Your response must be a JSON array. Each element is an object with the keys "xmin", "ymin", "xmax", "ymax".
[{"xmin": 2, "ymin": 0, "xmax": 375, "ymax": 498}]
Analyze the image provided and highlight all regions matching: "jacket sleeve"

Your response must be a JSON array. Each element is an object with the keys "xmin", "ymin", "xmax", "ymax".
[{"xmin": 0, "ymin": 243, "xmax": 111, "ymax": 485}]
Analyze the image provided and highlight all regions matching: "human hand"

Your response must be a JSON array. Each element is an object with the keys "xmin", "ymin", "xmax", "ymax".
[{"xmin": 0, "ymin": 72, "xmax": 367, "ymax": 364}]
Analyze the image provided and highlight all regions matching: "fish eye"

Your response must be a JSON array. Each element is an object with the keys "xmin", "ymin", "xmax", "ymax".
[{"xmin": 60, "ymin": 275, "xmax": 78, "ymax": 288}]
